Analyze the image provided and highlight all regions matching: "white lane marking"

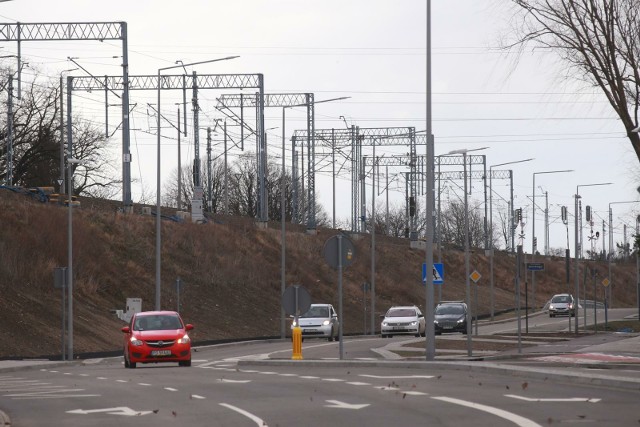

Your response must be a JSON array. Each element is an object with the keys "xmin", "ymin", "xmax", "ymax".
[
  {"xmin": 279, "ymin": 373, "xmax": 298, "ymax": 377},
  {"xmin": 432, "ymin": 396, "xmax": 542, "ymax": 427},
  {"xmin": 2, "ymin": 380, "xmax": 45, "ymax": 386},
  {"xmin": 346, "ymin": 382, "xmax": 371, "ymax": 386},
  {"xmin": 97, "ymin": 377, "xmax": 107, "ymax": 380},
  {"xmin": 116, "ymin": 380, "xmax": 128, "ymax": 383},
  {"xmin": 300, "ymin": 376, "xmax": 320, "ymax": 379},
  {"xmin": 67, "ymin": 407, "xmax": 153, "ymax": 416},
  {"xmin": 201, "ymin": 367, "xmax": 235, "ymax": 371},
  {"xmin": 360, "ymin": 374, "xmax": 434, "ymax": 379},
  {"xmin": 403, "ymin": 391, "xmax": 428, "ymax": 396},
  {"xmin": 5, "ymin": 389, "xmax": 87, "ymax": 397},
  {"xmin": 79, "ymin": 374, "xmax": 89, "ymax": 377},
  {"xmin": 322, "ymin": 378, "xmax": 345, "ymax": 382},
  {"xmin": 219, "ymin": 403, "xmax": 269, "ymax": 427},
  {"xmin": 63, "ymin": 373, "xmax": 72, "ymax": 375},
  {"xmin": 505, "ymin": 394, "xmax": 601, "ymax": 403},
  {"xmin": 138, "ymin": 383, "xmax": 151, "ymax": 386},
  {"xmin": 197, "ymin": 361, "xmax": 222, "ymax": 368},
  {"xmin": 1, "ymin": 385, "xmax": 61, "ymax": 392},
  {"xmin": 258, "ymin": 371, "xmax": 278, "ymax": 375},
  {"xmin": 218, "ymin": 379, "xmax": 251, "ymax": 383},
  {"xmin": 191, "ymin": 395, "xmax": 206, "ymax": 399},
  {"xmin": 324, "ymin": 400, "xmax": 369, "ymax": 410},
  {"xmin": 164, "ymin": 387, "xmax": 178, "ymax": 392},
  {"xmin": 14, "ymin": 394, "xmax": 101, "ymax": 400}
]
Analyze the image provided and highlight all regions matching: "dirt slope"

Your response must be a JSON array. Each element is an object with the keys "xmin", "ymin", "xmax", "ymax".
[{"xmin": 0, "ymin": 190, "xmax": 635, "ymax": 359}]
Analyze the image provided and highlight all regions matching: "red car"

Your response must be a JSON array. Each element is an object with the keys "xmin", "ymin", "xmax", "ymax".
[{"xmin": 121, "ymin": 311, "xmax": 193, "ymax": 368}]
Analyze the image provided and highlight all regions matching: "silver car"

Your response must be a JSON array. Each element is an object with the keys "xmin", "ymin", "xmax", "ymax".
[
  {"xmin": 380, "ymin": 306, "xmax": 425, "ymax": 338},
  {"xmin": 548, "ymin": 293, "xmax": 576, "ymax": 317},
  {"xmin": 292, "ymin": 304, "xmax": 339, "ymax": 341}
]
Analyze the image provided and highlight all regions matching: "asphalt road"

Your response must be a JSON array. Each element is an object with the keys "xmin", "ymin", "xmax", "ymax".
[
  {"xmin": 1, "ymin": 308, "xmax": 638, "ymax": 426},
  {"xmin": 1, "ymin": 343, "xmax": 639, "ymax": 427}
]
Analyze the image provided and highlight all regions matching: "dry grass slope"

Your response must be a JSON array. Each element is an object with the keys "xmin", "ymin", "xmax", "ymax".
[{"xmin": 0, "ymin": 190, "xmax": 636, "ymax": 358}]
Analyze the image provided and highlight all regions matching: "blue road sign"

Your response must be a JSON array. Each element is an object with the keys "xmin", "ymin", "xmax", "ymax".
[
  {"xmin": 526, "ymin": 262, "xmax": 545, "ymax": 271},
  {"xmin": 422, "ymin": 263, "xmax": 444, "ymax": 285}
]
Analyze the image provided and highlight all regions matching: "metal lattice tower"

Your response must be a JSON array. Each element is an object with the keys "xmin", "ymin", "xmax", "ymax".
[
  {"xmin": 0, "ymin": 22, "xmax": 133, "ymax": 210},
  {"xmin": 294, "ymin": 126, "xmax": 418, "ymax": 234},
  {"xmin": 217, "ymin": 93, "xmax": 315, "ymax": 227},
  {"xmin": 69, "ymin": 73, "xmax": 266, "ymax": 220}
]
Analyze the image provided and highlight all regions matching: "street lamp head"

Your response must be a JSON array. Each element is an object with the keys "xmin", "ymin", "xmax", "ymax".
[{"xmin": 448, "ymin": 146, "xmax": 488, "ymax": 155}]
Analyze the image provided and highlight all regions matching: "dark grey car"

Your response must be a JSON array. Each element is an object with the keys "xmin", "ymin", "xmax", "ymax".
[{"xmin": 434, "ymin": 302, "xmax": 468, "ymax": 335}]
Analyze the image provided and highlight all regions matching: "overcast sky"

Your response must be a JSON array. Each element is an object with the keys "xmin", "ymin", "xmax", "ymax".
[{"xmin": 1, "ymin": 0, "xmax": 639, "ymax": 255}]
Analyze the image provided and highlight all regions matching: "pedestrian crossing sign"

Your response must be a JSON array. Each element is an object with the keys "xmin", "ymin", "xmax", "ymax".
[{"xmin": 422, "ymin": 263, "xmax": 444, "ymax": 285}]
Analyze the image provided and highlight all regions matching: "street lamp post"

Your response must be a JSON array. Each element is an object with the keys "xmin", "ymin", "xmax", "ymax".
[
  {"xmin": 59, "ymin": 68, "xmax": 78, "ymax": 194},
  {"xmin": 279, "ymin": 96, "xmax": 349, "ymax": 339},
  {"xmin": 608, "ymin": 201, "xmax": 637, "ymax": 308},
  {"xmin": 636, "ymin": 215, "xmax": 640, "ymax": 321},
  {"xmin": 574, "ymin": 182, "xmax": 612, "ymax": 334},
  {"xmin": 66, "ymin": 157, "xmax": 82, "ymax": 360},
  {"xmin": 448, "ymin": 147, "xmax": 487, "ymax": 356},
  {"xmin": 532, "ymin": 170, "xmax": 573, "ymax": 310},
  {"xmin": 489, "ymin": 158, "xmax": 533, "ymax": 320},
  {"xmin": 156, "ymin": 56, "xmax": 239, "ymax": 311}
]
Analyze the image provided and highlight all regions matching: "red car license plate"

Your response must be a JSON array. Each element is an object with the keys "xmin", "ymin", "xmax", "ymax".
[{"xmin": 151, "ymin": 350, "xmax": 171, "ymax": 356}]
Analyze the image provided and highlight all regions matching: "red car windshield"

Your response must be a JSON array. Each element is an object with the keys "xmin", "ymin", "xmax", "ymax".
[{"xmin": 134, "ymin": 314, "xmax": 183, "ymax": 331}]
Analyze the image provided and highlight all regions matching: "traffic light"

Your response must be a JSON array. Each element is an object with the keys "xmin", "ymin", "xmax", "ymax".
[
  {"xmin": 561, "ymin": 206, "xmax": 567, "ymax": 223},
  {"xmin": 409, "ymin": 196, "xmax": 416, "ymax": 217},
  {"xmin": 515, "ymin": 208, "xmax": 522, "ymax": 223},
  {"xmin": 586, "ymin": 205, "xmax": 592, "ymax": 222}
]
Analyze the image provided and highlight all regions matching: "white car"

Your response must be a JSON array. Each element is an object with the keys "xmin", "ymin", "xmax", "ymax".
[
  {"xmin": 291, "ymin": 304, "xmax": 339, "ymax": 341},
  {"xmin": 381, "ymin": 306, "xmax": 425, "ymax": 338},
  {"xmin": 548, "ymin": 293, "xmax": 576, "ymax": 317}
]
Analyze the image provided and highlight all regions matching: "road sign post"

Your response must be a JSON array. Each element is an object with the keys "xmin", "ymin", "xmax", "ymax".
[
  {"xmin": 323, "ymin": 235, "xmax": 355, "ymax": 360},
  {"xmin": 470, "ymin": 270, "xmax": 481, "ymax": 335}
]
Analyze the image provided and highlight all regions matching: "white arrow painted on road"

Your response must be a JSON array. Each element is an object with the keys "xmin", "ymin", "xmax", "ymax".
[
  {"xmin": 324, "ymin": 400, "xmax": 370, "ymax": 410},
  {"xmin": 505, "ymin": 394, "xmax": 601, "ymax": 403},
  {"xmin": 67, "ymin": 407, "xmax": 153, "ymax": 416}
]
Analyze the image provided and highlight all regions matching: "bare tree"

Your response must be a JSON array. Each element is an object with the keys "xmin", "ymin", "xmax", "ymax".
[
  {"xmin": 0, "ymin": 76, "xmax": 119, "ymax": 195},
  {"xmin": 440, "ymin": 200, "xmax": 486, "ymax": 249},
  {"xmin": 506, "ymin": 0, "xmax": 640, "ymax": 160}
]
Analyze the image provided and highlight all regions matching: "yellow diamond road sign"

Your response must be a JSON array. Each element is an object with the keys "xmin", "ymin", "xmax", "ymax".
[
  {"xmin": 470, "ymin": 270, "xmax": 481, "ymax": 283},
  {"xmin": 602, "ymin": 278, "xmax": 610, "ymax": 287}
]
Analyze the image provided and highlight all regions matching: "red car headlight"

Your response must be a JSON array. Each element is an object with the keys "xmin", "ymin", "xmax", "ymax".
[
  {"xmin": 129, "ymin": 337, "xmax": 143, "ymax": 346},
  {"xmin": 177, "ymin": 334, "xmax": 190, "ymax": 344}
]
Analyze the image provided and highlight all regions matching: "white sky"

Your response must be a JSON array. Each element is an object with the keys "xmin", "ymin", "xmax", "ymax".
[{"xmin": 1, "ymin": 0, "xmax": 639, "ymax": 254}]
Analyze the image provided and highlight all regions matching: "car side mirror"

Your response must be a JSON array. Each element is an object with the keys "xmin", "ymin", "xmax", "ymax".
[
  {"xmin": 379, "ymin": 314, "xmax": 386, "ymax": 319},
  {"xmin": 185, "ymin": 324, "xmax": 194, "ymax": 331},
  {"xmin": 419, "ymin": 314, "xmax": 424, "ymax": 318},
  {"xmin": 121, "ymin": 326, "xmax": 130, "ymax": 333}
]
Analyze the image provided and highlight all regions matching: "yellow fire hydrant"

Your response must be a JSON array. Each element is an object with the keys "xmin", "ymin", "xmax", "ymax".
[{"xmin": 291, "ymin": 326, "xmax": 303, "ymax": 360}]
